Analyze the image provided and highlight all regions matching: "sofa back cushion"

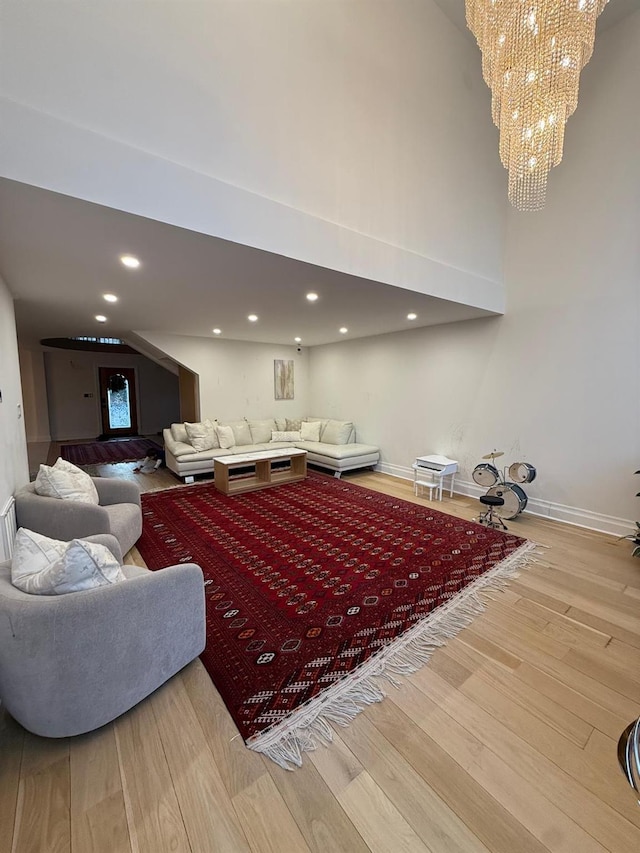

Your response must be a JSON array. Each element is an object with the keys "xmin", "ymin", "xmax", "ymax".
[
  {"xmin": 185, "ymin": 419, "xmax": 219, "ymax": 452},
  {"xmin": 219, "ymin": 420, "xmax": 253, "ymax": 446},
  {"xmin": 322, "ymin": 420, "xmax": 354, "ymax": 445},
  {"xmin": 248, "ymin": 419, "xmax": 277, "ymax": 444},
  {"xmin": 170, "ymin": 422, "xmax": 190, "ymax": 444}
]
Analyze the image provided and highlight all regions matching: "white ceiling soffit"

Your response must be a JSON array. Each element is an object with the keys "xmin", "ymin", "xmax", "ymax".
[{"xmin": 0, "ymin": 178, "xmax": 498, "ymax": 348}]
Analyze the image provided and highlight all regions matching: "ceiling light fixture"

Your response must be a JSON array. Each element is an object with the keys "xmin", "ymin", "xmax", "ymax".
[
  {"xmin": 95, "ymin": 314, "xmax": 107, "ymax": 323},
  {"xmin": 306, "ymin": 292, "xmax": 319, "ymax": 302},
  {"xmin": 294, "ymin": 337, "xmax": 302, "ymax": 343},
  {"xmin": 103, "ymin": 293, "xmax": 118, "ymax": 303},
  {"xmin": 120, "ymin": 254, "xmax": 140, "ymax": 268},
  {"xmin": 466, "ymin": 0, "xmax": 608, "ymax": 211},
  {"xmin": 212, "ymin": 328, "xmax": 222, "ymax": 335},
  {"xmin": 247, "ymin": 314, "xmax": 258, "ymax": 322},
  {"xmin": 339, "ymin": 327, "xmax": 348, "ymax": 334},
  {"xmin": 407, "ymin": 313, "xmax": 417, "ymax": 321}
]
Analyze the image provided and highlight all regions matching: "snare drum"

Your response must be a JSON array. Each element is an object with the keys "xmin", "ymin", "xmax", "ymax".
[
  {"xmin": 487, "ymin": 483, "xmax": 528, "ymax": 519},
  {"xmin": 508, "ymin": 461, "xmax": 537, "ymax": 484},
  {"xmin": 472, "ymin": 463, "xmax": 499, "ymax": 487}
]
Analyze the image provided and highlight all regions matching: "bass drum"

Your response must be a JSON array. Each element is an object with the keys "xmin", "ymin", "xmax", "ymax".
[
  {"xmin": 486, "ymin": 483, "xmax": 528, "ymax": 519},
  {"xmin": 508, "ymin": 461, "xmax": 537, "ymax": 484},
  {"xmin": 472, "ymin": 463, "xmax": 499, "ymax": 487}
]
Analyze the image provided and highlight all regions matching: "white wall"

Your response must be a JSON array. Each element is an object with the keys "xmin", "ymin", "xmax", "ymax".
[
  {"xmin": 135, "ymin": 333, "xmax": 310, "ymax": 423},
  {"xmin": 0, "ymin": 277, "xmax": 29, "ymax": 506},
  {"xmin": 0, "ymin": 0, "xmax": 505, "ymax": 312},
  {"xmin": 43, "ymin": 349, "xmax": 180, "ymax": 441},
  {"xmin": 310, "ymin": 15, "xmax": 640, "ymax": 534},
  {"xmin": 18, "ymin": 346, "xmax": 50, "ymax": 443}
]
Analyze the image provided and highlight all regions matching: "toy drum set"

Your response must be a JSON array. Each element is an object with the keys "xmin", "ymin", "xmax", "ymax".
[{"xmin": 473, "ymin": 450, "xmax": 536, "ymax": 520}]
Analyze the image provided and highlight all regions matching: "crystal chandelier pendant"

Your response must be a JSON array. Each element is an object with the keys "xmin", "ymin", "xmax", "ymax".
[{"xmin": 466, "ymin": 0, "xmax": 609, "ymax": 211}]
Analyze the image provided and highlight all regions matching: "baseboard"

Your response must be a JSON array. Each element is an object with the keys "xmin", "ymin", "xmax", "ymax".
[{"xmin": 376, "ymin": 463, "xmax": 635, "ymax": 538}]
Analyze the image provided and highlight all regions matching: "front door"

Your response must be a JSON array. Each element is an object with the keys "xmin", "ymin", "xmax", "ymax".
[{"xmin": 98, "ymin": 367, "xmax": 139, "ymax": 438}]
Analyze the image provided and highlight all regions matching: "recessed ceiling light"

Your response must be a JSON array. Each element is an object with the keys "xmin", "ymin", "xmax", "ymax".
[
  {"xmin": 247, "ymin": 314, "xmax": 259, "ymax": 322},
  {"xmin": 103, "ymin": 293, "xmax": 118, "ymax": 303},
  {"xmin": 95, "ymin": 314, "xmax": 107, "ymax": 323},
  {"xmin": 212, "ymin": 328, "xmax": 222, "ymax": 335},
  {"xmin": 120, "ymin": 255, "xmax": 140, "ymax": 269},
  {"xmin": 407, "ymin": 312, "xmax": 417, "ymax": 320},
  {"xmin": 294, "ymin": 337, "xmax": 302, "ymax": 343},
  {"xmin": 306, "ymin": 292, "xmax": 319, "ymax": 302},
  {"xmin": 339, "ymin": 327, "xmax": 348, "ymax": 334}
]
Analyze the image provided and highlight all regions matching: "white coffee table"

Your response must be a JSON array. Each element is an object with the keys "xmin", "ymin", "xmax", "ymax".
[{"xmin": 213, "ymin": 448, "xmax": 307, "ymax": 496}]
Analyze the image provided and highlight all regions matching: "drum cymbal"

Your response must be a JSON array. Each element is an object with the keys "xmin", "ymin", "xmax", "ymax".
[{"xmin": 482, "ymin": 450, "xmax": 504, "ymax": 460}]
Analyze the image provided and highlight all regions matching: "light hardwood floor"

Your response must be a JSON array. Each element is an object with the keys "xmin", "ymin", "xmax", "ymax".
[{"xmin": 2, "ymin": 456, "xmax": 640, "ymax": 852}]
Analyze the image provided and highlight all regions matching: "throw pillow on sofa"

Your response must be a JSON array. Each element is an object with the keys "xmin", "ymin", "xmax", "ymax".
[
  {"xmin": 11, "ymin": 528, "xmax": 126, "ymax": 595},
  {"xmin": 216, "ymin": 424, "xmax": 235, "ymax": 449},
  {"xmin": 185, "ymin": 419, "xmax": 219, "ymax": 452},
  {"xmin": 222, "ymin": 420, "xmax": 253, "ymax": 446},
  {"xmin": 35, "ymin": 458, "xmax": 99, "ymax": 504},
  {"xmin": 285, "ymin": 418, "xmax": 302, "ymax": 431},
  {"xmin": 271, "ymin": 430, "xmax": 301, "ymax": 442},
  {"xmin": 300, "ymin": 421, "xmax": 321, "ymax": 442}
]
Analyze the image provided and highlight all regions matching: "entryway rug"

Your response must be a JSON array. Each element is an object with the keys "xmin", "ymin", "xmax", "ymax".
[
  {"xmin": 60, "ymin": 438, "xmax": 162, "ymax": 467},
  {"xmin": 137, "ymin": 473, "xmax": 537, "ymax": 769}
]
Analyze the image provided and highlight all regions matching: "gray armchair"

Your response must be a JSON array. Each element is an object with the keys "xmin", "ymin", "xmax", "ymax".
[
  {"xmin": 15, "ymin": 477, "xmax": 143, "ymax": 557},
  {"xmin": 0, "ymin": 533, "xmax": 206, "ymax": 737}
]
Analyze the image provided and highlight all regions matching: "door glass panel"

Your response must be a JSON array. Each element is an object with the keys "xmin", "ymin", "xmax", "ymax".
[{"xmin": 107, "ymin": 375, "xmax": 132, "ymax": 429}]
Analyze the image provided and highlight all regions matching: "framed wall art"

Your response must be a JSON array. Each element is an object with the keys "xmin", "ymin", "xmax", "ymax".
[{"xmin": 274, "ymin": 359, "xmax": 294, "ymax": 400}]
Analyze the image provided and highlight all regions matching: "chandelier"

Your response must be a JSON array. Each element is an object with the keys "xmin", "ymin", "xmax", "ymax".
[{"xmin": 466, "ymin": 0, "xmax": 608, "ymax": 211}]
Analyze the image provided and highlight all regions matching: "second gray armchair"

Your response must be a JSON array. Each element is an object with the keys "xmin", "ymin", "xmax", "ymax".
[{"xmin": 15, "ymin": 477, "xmax": 143, "ymax": 558}]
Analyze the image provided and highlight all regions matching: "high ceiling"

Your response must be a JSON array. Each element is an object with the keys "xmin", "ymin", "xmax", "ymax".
[{"xmin": 1, "ymin": 0, "xmax": 635, "ymax": 350}]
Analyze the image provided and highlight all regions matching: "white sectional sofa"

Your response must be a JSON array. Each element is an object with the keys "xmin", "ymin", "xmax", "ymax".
[{"xmin": 163, "ymin": 417, "xmax": 380, "ymax": 482}]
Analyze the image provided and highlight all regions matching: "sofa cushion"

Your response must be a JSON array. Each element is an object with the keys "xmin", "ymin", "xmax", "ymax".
[
  {"xmin": 285, "ymin": 418, "xmax": 302, "ymax": 431},
  {"xmin": 230, "ymin": 421, "xmax": 253, "ymax": 446},
  {"xmin": 168, "ymin": 440, "xmax": 198, "ymax": 458},
  {"xmin": 295, "ymin": 441, "xmax": 379, "ymax": 460},
  {"xmin": 248, "ymin": 419, "xmax": 277, "ymax": 444},
  {"xmin": 185, "ymin": 419, "xmax": 219, "ymax": 452},
  {"xmin": 170, "ymin": 422, "xmax": 190, "ymax": 444},
  {"xmin": 35, "ymin": 459, "xmax": 99, "ymax": 504},
  {"xmin": 271, "ymin": 430, "xmax": 301, "ymax": 442},
  {"xmin": 322, "ymin": 420, "xmax": 354, "ymax": 445},
  {"xmin": 11, "ymin": 528, "xmax": 126, "ymax": 595},
  {"xmin": 216, "ymin": 424, "xmax": 235, "ymax": 449},
  {"xmin": 300, "ymin": 421, "xmax": 321, "ymax": 442}
]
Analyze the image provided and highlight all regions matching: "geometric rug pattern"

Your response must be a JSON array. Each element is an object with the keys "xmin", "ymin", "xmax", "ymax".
[{"xmin": 137, "ymin": 472, "xmax": 533, "ymax": 767}]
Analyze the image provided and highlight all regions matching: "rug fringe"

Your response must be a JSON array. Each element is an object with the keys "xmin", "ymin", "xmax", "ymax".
[{"xmin": 247, "ymin": 540, "xmax": 541, "ymax": 769}]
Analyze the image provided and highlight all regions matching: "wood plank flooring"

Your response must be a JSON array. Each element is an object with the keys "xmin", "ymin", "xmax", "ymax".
[{"xmin": 2, "ymin": 456, "xmax": 640, "ymax": 852}]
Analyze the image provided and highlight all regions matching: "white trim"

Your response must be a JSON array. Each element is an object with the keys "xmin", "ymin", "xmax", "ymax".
[{"xmin": 377, "ymin": 463, "xmax": 636, "ymax": 538}]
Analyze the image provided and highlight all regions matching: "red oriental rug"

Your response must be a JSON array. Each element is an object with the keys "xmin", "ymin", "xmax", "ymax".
[
  {"xmin": 60, "ymin": 438, "xmax": 162, "ymax": 467},
  {"xmin": 137, "ymin": 473, "xmax": 536, "ymax": 768}
]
